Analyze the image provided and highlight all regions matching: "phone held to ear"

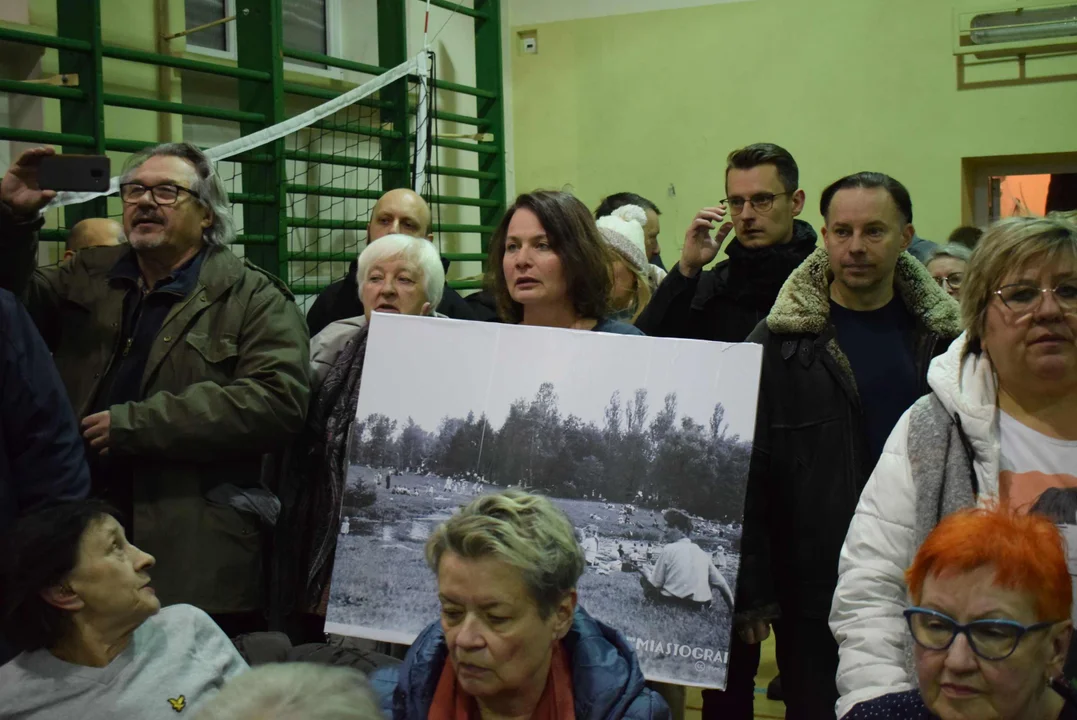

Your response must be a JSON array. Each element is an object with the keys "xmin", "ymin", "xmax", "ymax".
[{"xmin": 37, "ymin": 154, "xmax": 111, "ymax": 192}]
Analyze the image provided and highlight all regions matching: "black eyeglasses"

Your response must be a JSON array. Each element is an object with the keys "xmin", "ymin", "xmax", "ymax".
[
  {"xmin": 904, "ymin": 607, "xmax": 1059, "ymax": 661},
  {"xmin": 119, "ymin": 182, "xmax": 201, "ymax": 206},
  {"xmin": 721, "ymin": 192, "xmax": 789, "ymax": 216},
  {"xmin": 994, "ymin": 281, "xmax": 1077, "ymax": 316},
  {"xmin": 933, "ymin": 272, "xmax": 964, "ymax": 291}
]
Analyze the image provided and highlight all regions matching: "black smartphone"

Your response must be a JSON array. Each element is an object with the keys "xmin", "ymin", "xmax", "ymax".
[{"xmin": 37, "ymin": 154, "xmax": 111, "ymax": 192}]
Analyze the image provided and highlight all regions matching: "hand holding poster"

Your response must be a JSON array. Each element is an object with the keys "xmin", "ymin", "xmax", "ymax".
[{"xmin": 325, "ymin": 314, "xmax": 762, "ymax": 689}]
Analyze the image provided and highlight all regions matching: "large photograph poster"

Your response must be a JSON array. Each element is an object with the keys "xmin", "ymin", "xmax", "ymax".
[{"xmin": 324, "ymin": 314, "xmax": 763, "ymax": 688}]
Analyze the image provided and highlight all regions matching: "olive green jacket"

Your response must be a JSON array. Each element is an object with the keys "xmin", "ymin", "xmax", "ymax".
[{"xmin": 0, "ymin": 211, "xmax": 310, "ymax": 613}]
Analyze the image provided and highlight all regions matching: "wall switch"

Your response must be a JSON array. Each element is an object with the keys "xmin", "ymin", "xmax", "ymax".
[{"xmin": 518, "ymin": 30, "xmax": 538, "ymax": 55}]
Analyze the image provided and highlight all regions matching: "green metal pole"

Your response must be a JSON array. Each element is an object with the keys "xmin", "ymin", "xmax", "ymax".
[
  {"xmin": 378, "ymin": 0, "xmax": 410, "ymax": 191},
  {"xmin": 56, "ymin": 0, "xmax": 107, "ymax": 225},
  {"xmin": 473, "ymin": 0, "xmax": 507, "ymax": 256},
  {"xmin": 235, "ymin": 0, "xmax": 286, "ymax": 280}
]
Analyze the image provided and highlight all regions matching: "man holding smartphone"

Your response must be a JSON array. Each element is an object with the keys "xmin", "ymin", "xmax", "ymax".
[
  {"xmin": 0, "ymin": 144, "xmax": 310, "ymax": 637},
  {"xmin": 635, "ymin": 144, "xmax": 817, "ymax": 720}
]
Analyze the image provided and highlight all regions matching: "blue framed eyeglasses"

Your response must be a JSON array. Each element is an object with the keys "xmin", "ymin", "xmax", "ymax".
[{"xmin": 904, "ymin": 607, "xmax": 1060, "ymax": 661}]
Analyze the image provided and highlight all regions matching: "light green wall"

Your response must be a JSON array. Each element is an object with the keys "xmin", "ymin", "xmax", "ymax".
[{"xmin": 510, "ymin": 0, "xmax": 1077, "ymax": 263}]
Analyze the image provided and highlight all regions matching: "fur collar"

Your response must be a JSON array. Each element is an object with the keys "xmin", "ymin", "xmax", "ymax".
[{"xmin": 767, "ymin": 247, "xmax": 962, "ymax": 337}]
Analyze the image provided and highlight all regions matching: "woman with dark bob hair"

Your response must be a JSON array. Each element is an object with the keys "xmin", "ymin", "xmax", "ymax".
[
  {"xmin": 0, "ymin": 500, "xmax": 246, "ymax": 718},
  {"xmin": 486, "ymin": 190, "xmax": 644, "ymax": 334},
  {"xmin": 371, "ymin": 490, "xmax": 669, "ymax": 720}
]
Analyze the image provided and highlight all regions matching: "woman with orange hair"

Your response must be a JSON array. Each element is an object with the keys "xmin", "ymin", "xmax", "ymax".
[{"xmin": 844, "ymin": 506, "xmax": 1076, "ymax": 719}]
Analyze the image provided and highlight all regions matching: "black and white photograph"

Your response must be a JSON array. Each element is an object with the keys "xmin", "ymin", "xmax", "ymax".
[{"xmin": 324, "ymin": 314, "xmax": 763, "ymax": 688}]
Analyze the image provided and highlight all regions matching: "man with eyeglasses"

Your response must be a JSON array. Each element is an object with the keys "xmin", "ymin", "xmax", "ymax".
[
  {"xmin": 736, "ymin": 172, "xmax": 961, "ymax": 718},
  {"xmin": 636, "ymin": 143, "xmax": 817, "ymax": 343},
  {"xmin": 0, "ymin": 144, "xmax": 310, "ymax": 637},
  {"xmin": 635, "ymin": 144, "xmax": 817, "ymax": 719}
]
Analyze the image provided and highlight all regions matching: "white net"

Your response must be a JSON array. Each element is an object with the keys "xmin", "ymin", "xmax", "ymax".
[{"xmin": 41, "ymin": 53, "xmax": 434, "ymax": 314}]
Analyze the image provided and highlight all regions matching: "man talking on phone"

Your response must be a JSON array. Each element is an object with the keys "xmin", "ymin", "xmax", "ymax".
[
  {"xmin": 635, "ymin": 144, "xmax": 817, "ymax": 719},
  {"xmin": 0, "ymin": 144, "xmax": 310, "ymax": 637}
]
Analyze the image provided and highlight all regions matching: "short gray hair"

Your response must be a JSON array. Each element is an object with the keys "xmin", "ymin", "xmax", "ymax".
[
  {"xmin": 425, "ymin": 491, "xmax": 585, "ymax": 617},
  {"xmin": 926, "ymin": 242, "xmax": 972, "ymax": 265},
  {"xmin": 193, "ymin": 664, "xmax": 382, "ymax": 720},
  {"xmin": 120, "ymin": 142, "xmax": 235, "ymax": 247},
  {"xmin": 356, "ymin": 233, "xmax": 445, "ymax": 310}
]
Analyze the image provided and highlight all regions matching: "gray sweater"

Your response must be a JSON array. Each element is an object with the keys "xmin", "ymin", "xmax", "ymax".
[{"xmin": 0, "ymin": 604, "xmax": 247, "ymax": 719}]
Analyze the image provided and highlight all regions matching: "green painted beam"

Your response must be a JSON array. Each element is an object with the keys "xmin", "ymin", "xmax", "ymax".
[
  {"xmin": 428, "ymin": 193, "xmax": 501, "ymax": 208},
  {"xmin": 236, "ymin": 0, "xmax": 287, "ymax": 280},
  {"xmin": 0, "ymin": 78, "xmax": 86, "ymax": 101},
  {"xmin": 281, "ymin": 47, "xmax": 389, "ymax": 76},
  {"xmin": 309, "ymin": 119, "xmax": 402, "ymax": 139},
  {"xmin": 427, "ymin": 0, "xmax": 488, "ymax": 20},
  {"xmin": 284, "ymin": 149, "xmax": 406, "ymax": 172},
  {"xmin": 57, "ymin": 0, "xmax": 107, "ymax": 224},
  {"xmin": 281, "ymin": 82, "xmax": 393, "ymax": 110},
  {"xmin": 234, "ymin": 234, "xmax": 278, "ymax": 245},
  {"xmin": 408, "ymin": 134, "xmax": 498, "ymax": 155},
  {"xmin": 432, "ymin": 224, "xmax": 497, "ymax": 234},
  {"xmin": 286, "ymin": 184, "xmax": 384, "ymax": 201},
  {"xmin": 473, "ymin": 0, "xmax": 508, "ymax": 256},
  {"xmin": 286, "ymin": 218, "xmax": 367, "ymax": 230},
  {"xmin": 442, "ymin": 252, "xmax": 488, "ymax": 261},
  {"xmin": 0, "ymin": 127, "xmax": 95, "ymax": 147},
  {"xmin": 0, "ymin": 26, "xmax": 92, "ymax": 52},
  {"xmin": 228, "ymin": 193, "xmax": 275, "ymax": 205},
  {"xmin": 378, "ymin": 0, "xmax": 410, "ymax": 191},
  {"xmin": 39, "ymin": 228, "xmax": 71, "ymax": 242},
  {"xmin": 101, "ymin": 44, "xmax": 271, "ymax": 82},
  {"xmin": 430, "ymin": 165, "xmax": 499, "ymax": 181},
  {"xmin": 430, "ymin": 77, "xmax": 496, "ymax": 99},
  {"xmin": 103, "ymin": 93, "xmax": 265, "ymax": 123},
  {"xmin": 286, "ymin": 252, "xmax": 360, "ymax": 262},
  {"xmin": 410, "ymin": 106, "xmax": 488, "ymax": 127}
]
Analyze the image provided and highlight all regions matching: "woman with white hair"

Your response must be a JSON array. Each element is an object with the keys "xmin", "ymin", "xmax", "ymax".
[
  {"xmin": 596, "ymin": 205, "xmax": 657, "ymax": 323},
  {"xmin": 280, "ymin": 234, "xmax": 445, "ymax": 625},
  {"xmin": 372, "ymin": 491, "xmax": 668, "ymax": 720}
]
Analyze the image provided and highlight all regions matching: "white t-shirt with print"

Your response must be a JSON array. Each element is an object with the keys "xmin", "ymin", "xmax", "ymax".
[{"xmin": 1000, "ymin": 410, "xmax": 1077, "ymax": 624}]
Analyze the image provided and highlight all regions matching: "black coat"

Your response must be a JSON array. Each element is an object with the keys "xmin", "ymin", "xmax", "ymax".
[
  {"xmin": 635, "ymin": 220, "xmax": 818, "ymax": 342},
  {"xmin": 737, "ymin": 249, "xmax": 962, "ymax": 621},
  {"xmin": 305, "ymin": 258, "xmax": 487, "ymax": 337},
  {"xmin": 0, "ymin": 287, "xmax": 90, "ymax": 531}
]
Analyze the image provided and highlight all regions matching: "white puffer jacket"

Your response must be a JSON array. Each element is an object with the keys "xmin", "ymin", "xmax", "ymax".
[{"xmin": 829, "ymin": 332, "xmax": 1003, "ymax": 717}]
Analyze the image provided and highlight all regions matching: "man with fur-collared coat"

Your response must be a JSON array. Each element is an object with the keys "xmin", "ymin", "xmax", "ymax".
[{"xmin": 735, "ymin": 173, "xmax": 961, "ymax": 718}]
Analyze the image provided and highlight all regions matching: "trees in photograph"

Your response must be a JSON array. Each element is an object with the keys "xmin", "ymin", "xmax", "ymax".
[{"xmin": 350, "ymin": 382, "xmax": 752, "ymax": 522}]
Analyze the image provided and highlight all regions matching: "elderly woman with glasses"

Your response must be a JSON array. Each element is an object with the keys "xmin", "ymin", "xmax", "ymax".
[
  {"xmin": 843, "ymin": 506, "xmax": 1076, "ymax": 719},
  {"xmin": 926, "ymin": 243, "xmax": 972, "ymax": 299},
  {"xmin": 829, "ymin": 215, "xmax": 1077, "ymax": 717},
  {"xmin": 371, "ymin": 491, "xmax": 669, "ymax": 720}
]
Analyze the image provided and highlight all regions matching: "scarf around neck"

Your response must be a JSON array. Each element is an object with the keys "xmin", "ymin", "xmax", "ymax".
[{"xmin": 428, "ymin": 643, "xmax": 575, "ymax": 720}]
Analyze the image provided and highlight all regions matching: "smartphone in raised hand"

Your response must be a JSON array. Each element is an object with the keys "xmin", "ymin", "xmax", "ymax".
[{"xmin": 37, "ymin": 154, "xmax": 111, "ymax": 192}]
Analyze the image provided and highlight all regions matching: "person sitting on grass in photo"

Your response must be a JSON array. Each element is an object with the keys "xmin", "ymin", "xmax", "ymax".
[
  {"xmin": 0, "ymin": 500, "xmax": 247, "ymax": 719},
  {"xmin": 370, "ymin": 490, "xmax": 670, "ymax": 720},
  {"xmin": 638, "ymin": 509, "xmax": 734, "ymax": 613}
]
